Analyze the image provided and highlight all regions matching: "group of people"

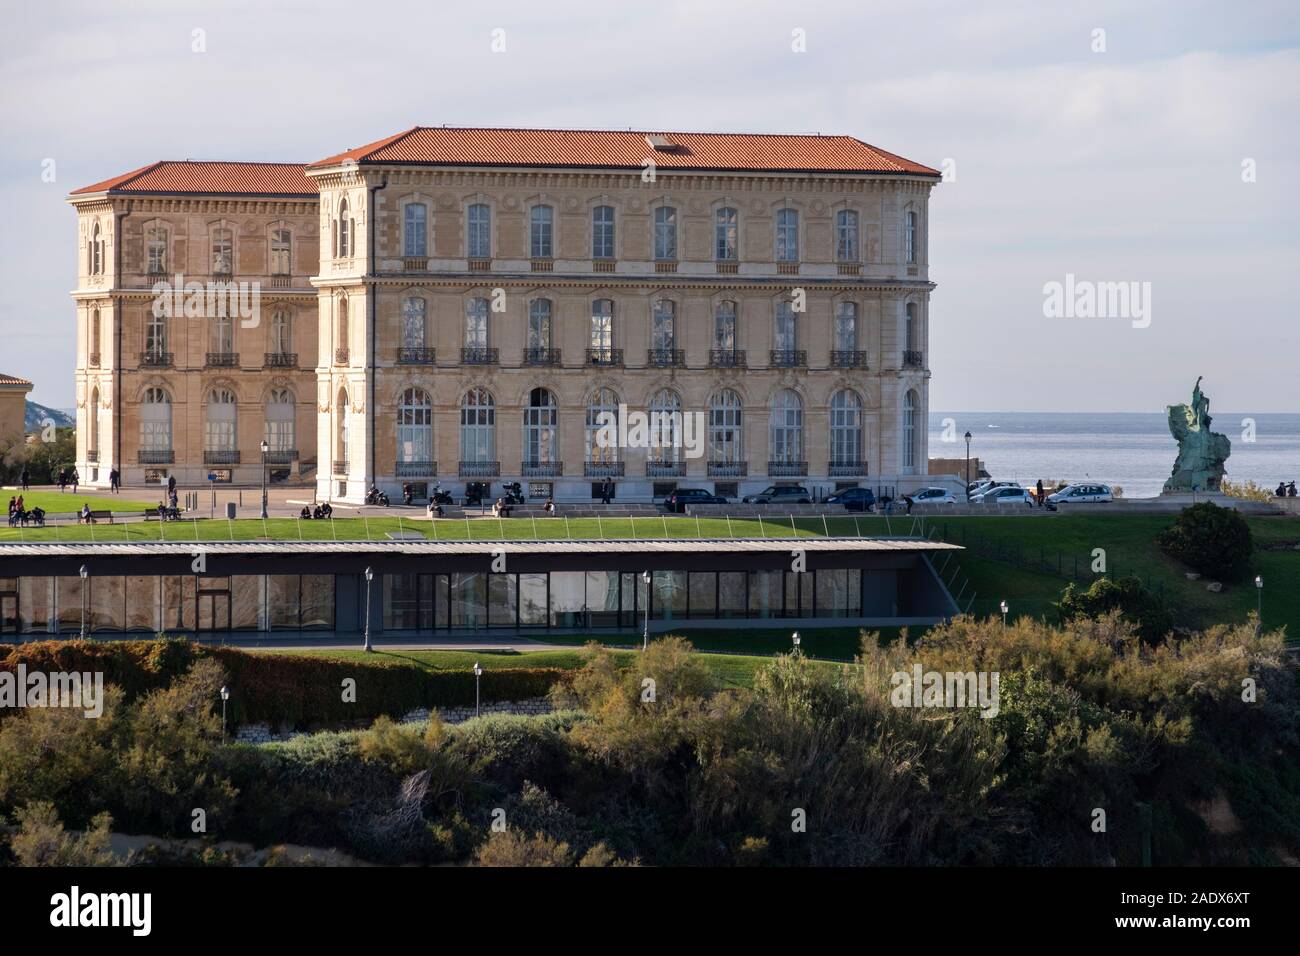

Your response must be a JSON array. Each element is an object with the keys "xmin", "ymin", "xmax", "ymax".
[
  {"xmin": 55, "ymin": 468, "xmax": 80, "ymax": 493},
  {"xmin": 7, "ymin": 496, "xmax": 45, "ymax": 527},
  {"xmin": 298, "ymin": 503, "xmax": 335, "ymax": 520},
  {"xmin": 1275, "ymin": 481, "xmax": 1298, "ymax": 498}
]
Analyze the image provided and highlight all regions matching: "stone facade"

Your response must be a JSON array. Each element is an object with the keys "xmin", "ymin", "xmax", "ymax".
[{"xmin": 0, "ymin": 375, "xmax": 33, "ymax": 450}]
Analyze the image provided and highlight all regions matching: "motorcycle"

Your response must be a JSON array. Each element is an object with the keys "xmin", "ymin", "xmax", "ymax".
[
  {"xmin": 365, "ymin": 486, "xmax": 391, "ymax": 507},
  {"xmin": 430, "ymin": 484, "xmax": 454, "ymax": 506},
  {"xmin": 501, "ymin": 481, "xmax": 525, "ymax": 505}
]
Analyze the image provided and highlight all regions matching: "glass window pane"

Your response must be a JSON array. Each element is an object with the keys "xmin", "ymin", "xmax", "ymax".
[
  {"xmin": 231, "ymin": 576, "xmax": 262, "ymax": 630},
  {"xmin": 19, "ymin": 577, "xmax": 53, "ymax": 633},
  {"xmin": 688, "ymin": 572, "xmax": 716, "ymax": 618},
  {"xmin": 748, "ymin": 570, "xmax": 781, "ymax": 619},
  {"xmin": 650, "ymin": 571, "xmax": 687, "ymax": 621},
  {"xmin": 586, "ymin": 571, "xmax": 621, "ymax": 628},
  {"xmin": 451, "ymin": 572, "xmax": 487, "ymax": 629},
  {"xmin": 267, "ymin": 575, "xmax": 300, "ymax": 629},
  {"xmin": 718, "ymin": 572, "xmax": 746, "ymax": 619},
  {"xmin": 519, "ymin": 573, "xmax": 547, "ymax": 626},
  {"xmin": 301, "ymin": 575, "xmax": 334, "ymax": 630},
  {"xmin": 489, "ymin": 574, "xmax": 518, "ymax": 627},
  {"xmin": 549, "ymin": 572, "xmax": 586, "ymax": 628}
]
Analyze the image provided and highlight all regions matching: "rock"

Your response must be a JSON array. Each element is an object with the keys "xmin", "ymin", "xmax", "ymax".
[
  {"xmin": 1185, "ymin": 572, "xmax": 1201, "ymax": 580},
  {"xmin": 1205, "ymin": 581, "xmax": 1223, "ymax": 593}
]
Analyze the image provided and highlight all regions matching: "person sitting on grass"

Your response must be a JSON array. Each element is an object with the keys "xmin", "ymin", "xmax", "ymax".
[
  {"xmin": 320, "ymin": 502, "xmax": 333, "ymax": 518},
  {"xmin": 300, "ymin": 506, "xmax": 312, "ymax": 520}
]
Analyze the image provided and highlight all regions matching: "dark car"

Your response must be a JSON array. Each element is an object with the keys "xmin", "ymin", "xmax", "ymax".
[
  {"xmin": 825, "ymin": 487, "xmax": 876, "ymax": 512},
  {"xmin": 664, "ymin": 488, "xmax": 728, "ymax": 513},
  {"xmin": 742, "ymin": 485, "xmax": 812, "ymax": 504}
]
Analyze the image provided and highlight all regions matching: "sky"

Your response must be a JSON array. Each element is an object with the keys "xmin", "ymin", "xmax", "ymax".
[{"xmin": 1, "ymin": 0, "xmax": 1296, "ymax": 413}]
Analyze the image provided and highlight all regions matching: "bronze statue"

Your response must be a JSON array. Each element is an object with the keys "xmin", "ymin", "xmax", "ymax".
[{"xmin": 1162, "ymin": 376, "xmax": 1231, "ymax": 493}]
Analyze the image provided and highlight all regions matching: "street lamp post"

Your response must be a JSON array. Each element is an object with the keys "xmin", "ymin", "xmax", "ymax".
[
  {"xmin": 362, "ymin": 566, "xmax": 374, "ymax": 652},
  {"xmin": 641, "ymin": 570, "xmax": 652, "ymax": 651},
  {"xmin": 220, "ymin": 685, "xmax": 229, "ymax": 740},
  {"xmin": 1255, "ymin": 575, "xmax": 1263, "ymax": 636},
  {"xmin": 1000, "ymin": 599, "xmax": 1009, "ymax": 628},
  {"xmin": 473, "ymin": 661, "xmax": 483, "ymax": 718},
  {"xmin": 79, "ymin": 564, "xmax": 88, "ymax": 640},
  {"xmin": 964, "ymin": 431, "xmax": 973, "ymax": 496},
  {"xmin": 259, "ymin": 439, "xmax": 270, "ymax": 519}
]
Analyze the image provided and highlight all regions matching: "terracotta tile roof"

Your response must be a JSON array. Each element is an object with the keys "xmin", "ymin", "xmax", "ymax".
[
  {"xmin": 70, "ymin": 161, "xmax": 315, "ymax": 197},
  {"xmin": 0, "ymin": 373, "xmax": 33, "ymax": 387},
  {"xmin": 309, "ymin": 127, "xmax": 939, "ymax": 176}
]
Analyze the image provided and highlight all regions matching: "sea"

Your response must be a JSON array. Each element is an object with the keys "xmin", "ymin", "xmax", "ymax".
[{"xmin": 929, "ymin": 412, "xmax": 1300, "ymax": 500}]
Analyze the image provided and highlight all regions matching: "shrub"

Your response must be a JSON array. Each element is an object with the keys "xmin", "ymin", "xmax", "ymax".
[
  {"xmin": 7, "ymin": 801, "xmax": 116, "ymax": 867},
  {"xmin": 1156, "ymin": 502, "xmax": 1253, "ymax": 581},
  {"xmin": 1056, "ymin": 576, "xmax": 1175, "ymax": 644},
  {"xmin": 475, "ymin": 830, "xmax": 574, "ymax": 867}
]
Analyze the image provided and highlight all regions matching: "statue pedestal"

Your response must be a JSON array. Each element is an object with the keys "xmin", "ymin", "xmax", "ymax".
[{"xmin": 1156, "ymin": 491, "xmax": 1244, "ymax": 511}]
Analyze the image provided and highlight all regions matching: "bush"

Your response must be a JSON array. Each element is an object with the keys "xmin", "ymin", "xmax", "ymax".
[
  {"xmin": 1056, "ymin": 576, "xmax": 1175, "ymax": 644},
  {"xmin": 1156, "ymin": 502, "xmax": 1253, "ymax": 581},
  {"xmin": 6, "ymin": 801, "xmax": 116, "ymax": 867}
]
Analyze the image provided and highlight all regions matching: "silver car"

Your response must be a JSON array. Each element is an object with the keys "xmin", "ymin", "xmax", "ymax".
[{"xmin": 1047, "ymin": 483, "xmax": 1113, "ymax": 504}]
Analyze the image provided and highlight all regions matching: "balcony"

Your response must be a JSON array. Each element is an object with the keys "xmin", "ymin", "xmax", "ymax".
[
  {"xmin": 715, "ymin": 260, "xmax": 739, "ymax": 274},
  {"xmin": 709, "ymin": 349, "xmax": 746, "ymax": 369},
  {"xmin": 776, "ymin": 262, "xmax": 800, "ymax": 275},
  {"xmin": 89, "ymin": 352, "xmax": 101, "ymax": 367},
  {"xmin": 264, "ymin": 449, "xmax": 298, "ymax": 465},
  {"xmin": 830, "ymin": 350, "xmax": 869, "ymax": 368},
  {"xmin": 768, "ymin": 461, "xmax": 808, "ymax": 478},
  {"xmin": 828, "ymin": 461, "xmax": 868, "ymax": 478},
  {"xmin": 586, "ymin": 347, "xmax": 623, "ymax": 367},
  {"xmin": 646, "ymin": 460, "xmax": 686, "ymax": 478},
  {"xmin": 593, "ymin": 259, "xmax": 616, "ymax": 273},
  {"xmin": 86, "ymin": 450, "xmax": 99, "ymax": 463},
  {"xmin": 524, "ymin": 347, "xmax": 562, "ymax": 366},
  {"xmin": 837, "ymin": 262, "xmax": 861, "ymax": 276},
  {"xmin": 403, "ymin": 257, "xmax": 428, "ymax": 272},
  {"xmin": 206, "ymin": 352, "xmax": 239, "ymax": 368},
  {"xmin": 459, "ymin": 460, "xmax": 501, "ymax": 478},
  {"xmin": 708, "ymin": 461, "xmax": 747, "ymax": 478},
  {"xmin": 204, "ymin": 450, "xmax": 241, "ymax": 465},
  {"xmin": 270, "ymin": 274, "xmax": 293, "ymax": 287},
  {"xmin": 584, "ymin": 461, "xmax": 624, "ymax": 478},
  {"xmin": 903, "ymin": 350, "xmax": 925, "ymax": 368},
  {"xmin": 468, "ymin": 258, "xmax": 492, "ymax": 272},
  {"xmin": 332, "ymin": 460, "xmax": 349, "ymax": 475},
  {"xmin": 522, "ymin": 461, "xmax": 563, "ymax": 478},
  {"xmin": 139, "ymin": 351, "xmax": 173, "ymax": 368},
  {"xmin": 461, "ymin": 346, "xmax": 498, "ymax": 365},
  {"xmin": 647, "ymin": 348, "xmax": 685, "ymax": 368},
  {"xmin": 397, "ymin": 347, "xmax": 437, "ymax": 365},
  {"xmin": 265, "ymin": 352, "xmax": 298, "ymax": 368},
  {"xmin": 654, "ymin": 260, "xmax": 678, "ymax": 274},
  {"xmin": 334, "ymin": 348, "xmax": 350, "ymax": 365},
  {"xmin": 530, "ymin": 258, "xmax": 553, "ymax": 272},
  {"xmin": 770, "ymin": 349, "xmax": 806, "ymax": 368},
  {"xmin": 138, "ymin": 449, "xmax": 174, "ymax": 464},
  {"xmin": 395, "ymin": 460, "xmax": 437, "ymax": 477}
]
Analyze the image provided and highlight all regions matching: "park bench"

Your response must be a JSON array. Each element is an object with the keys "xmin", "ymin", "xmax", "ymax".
[{"xmin": 82, "ymin": 509, "xmax": 114, "ymax": 524}]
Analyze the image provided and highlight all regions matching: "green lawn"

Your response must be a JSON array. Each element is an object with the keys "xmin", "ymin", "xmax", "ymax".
[
  {"xmin": 540, "ymin": 625, "xmax": 901, "ymax": 661},
  {"xmin": 1, "ymin": 489, "xmax": 157, "ymax": 513}
]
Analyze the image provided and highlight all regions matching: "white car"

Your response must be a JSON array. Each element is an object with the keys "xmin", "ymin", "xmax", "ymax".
[
  {"xmin": 1047, "ymin": 483, "xmax": 1113, "ymax": 505},
  {"xmin": 909, "ymin": 487, "xmax": 958, "ymax": 505},
  {"xmin": 976, "ymin": 486, "xmax": 1034, "ymax": 506},
  {"xmin": 969, "ymin": 482, "xmax": 1021, "ymax": 503}
]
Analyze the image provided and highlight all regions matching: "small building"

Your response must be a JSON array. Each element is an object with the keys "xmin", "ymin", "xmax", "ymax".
[{"xmin": 0, "ymin": 374, "xmax": 33, "ymax": 449}]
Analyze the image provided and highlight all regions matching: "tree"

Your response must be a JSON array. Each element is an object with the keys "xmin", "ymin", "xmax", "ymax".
[
  {"xmin": 1157, "ymin": 502, "xmax": 1253, "ymax": 582},
  {"xmin": 1057, "ymin": 576, "xmax": 1175, "ymax": 644}
]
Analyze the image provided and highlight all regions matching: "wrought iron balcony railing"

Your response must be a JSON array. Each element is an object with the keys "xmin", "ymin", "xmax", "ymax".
[
  {"xmin": 204, "ymin": 450, "xmax": 241, "ymax": 465},
  {"xmin": 138, "ymin": 449, "xmax": 175, "ymax": 464},
  {"xmin": 459, "ymin": 460, "xmax": 500, "ymax": 478},
  {"xmin": 830, "ymin": 350, "xmax": 869, "ymax": 368},
  {"xmin": 461, "ymin": 346, "xmax": 498, "ymax": 365},
  {"xmin": 770, "ymin": 349, "xmax": 806, "ymax": 368},
  {"xmin": 707, "ymin": 461, "xmax": 747, "ymax": 477},
  {"xmin": 264, "ymin": 449, "xmax": 298, "ymax": 465},
  {"xmin": 524, "ymin": 347, "xmax": 562, "ymax": 366},
  {"xmin": 584, "ymin": 461, "xmax": 624, "ymax": 478},
  {"xmin": 709, "ymin": 349, "xmax": 746, "ymax": 368},
  {"xmin": 522, "ymin": 461, "xmax": 563, "ymax": 478},
  {"xmin": 139, "ymin": 352, "xmax": 173, "ymax": 367},
  {"xmin": 647, "ymin": 348, "xmax": 685, "ymax": 368},
  {"xmin": 206, "ymin": 352, "xmax": 239, "ymax": 367},
  {"xmin": 646, "ymin": 460, "xmax": 686, "ymax": 478},
  {"xmin": 264, "ymin": 352, "xmax": 297, "ymax": 367},
  {"xmin": 828, "ymin": 461, "xmax": 868, "ymax": 477},
  {"xmin": 395, "ymin": 460, "xmax": 437, "ymax": 477},
  {"xmin": 768, "ymin": 461, "xmax": 808, "ymax": 477},
  {"xmin": 586, "ymin": 347, "xmax": 623, "ymax": 366},
  {"xmin": 903, "ymin": 349, "xmax": 925, "ymax": 368},
  {"xmin": 397, "ymin": 347, "xmax": 437, "ymax": 365}
]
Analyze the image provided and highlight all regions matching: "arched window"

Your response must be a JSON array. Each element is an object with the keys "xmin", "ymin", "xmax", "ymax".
[
  {"xmin": 140, "ymin": 387, "xmax": 172, "ymax": 453},
  {"xmin": 211, "ymin": 226, "xmax": 233, "ymax": 275},
  {"xmin": 654, "ymin": 206, "xmax": 677, "ymax": 261},
  {"xmin": 651, "ymin": 300, "xmax": 676, "ymax": 354},
  {"xmin": 530, "ymin": 204, "xmax": 554, "ymax": 258},
  {"xmin": 265, "ymin": 387, "xmax": 295, "ymax": 454},
  {"xmin": 270, "ymin": 310, "xmax": 292, "ymax": 356},
  {"xmin": 769, "ymin": 390, "xmax": 803, "ymax": 466},
  {"xmin": 905, "ymin": 211, "xmax": 918, "ymax": 264},
  {"xmin": 337, "ymin": 199, "xmax": 352, "ymax": 259},
  {"xmin": 714, "ymin": 301, "xmax": 737, "ymax": 351},
  {"xmin": 708, "ymin": 389, "xmax": 743, "ymax": 466},
  {"xmin": 146, "ymin": 224, "xmax": 168, "ymax": 275},
  {"xmin": 460, "ymin": 388, "xmax": 495, "ymax": 465},
  {"xmin": 902, "ymin": 388, "xmax": 919, "ymax": 473},
  {"xmin": 592, "ymin": 205, "xmax": 615, "ymax": 259},
  {"xmin": 404, "ymin": 202, "xmax": 428, "ymax": 257},
  {"xmin": 829, "ymin": 390, "xmax": 863, "ymax": 469},
  {"xmin": 524, "ymin": 388, "xmax": 558, "ymax": 465},
  {"xmin": 715, "ymin": 207, "xmax": 738, "ymax": 261},
  {"xmin": 205, "ymin": 387, "xmax": 238, "ymax": 453},
  {"xmin": 467, "ymin": 203, "xmax": 491, "ymax": 258},
  {"xmin": 397, "ymin": 387, "xmax": 432, "ymax": 465},
  {"xmin": 89, "ymin": 387, "xmax": 100, "ymax": 455},
  {"xmin": 336, "ymin": 388, "xmax": 350, "ymax": 464},
  {"xmin": 402, "ymin": 297, "xmax": 427, "ymax": 349},
  {"xmin": 836, "ymin": 210, "xmax": 859, "ymax": 262},
  {"xmin": 775, "ymin": 301, "xmax": 797, "ymax": 353},
  {"xmin": 528, "ymin": 298, "xmax": 552, "ymax": 351},
  {"xmin": 775, "ymin": 209, "xmax": 799, "ymax": 262},
  {"xmin": 649, "ymin": 388, "xmax": 682, "ymax": 465},
  {"xmin": 90, "ymin": 222, "xmax": 103, "ymax": 275},
  {"xmin": 270, "ymin": 227, "xmax": 291, "ymax": 275},
  {"xmin": 586, "ymin": 387, "xmax": 620, "ymax": 465},
  {"xmin": 90, "ymin": 309, "xmax": 101, "ymax": 365},
  {"xmin": 210, "ymin": 313, "xmax": 233, "ymax": 356},
  {"xmin": 465, "ymin": 297, "xmax": 489, "ymax": 350},
  {"xmin": 835, "ymin": 302, "xmax": 858, "ymax": 352}
]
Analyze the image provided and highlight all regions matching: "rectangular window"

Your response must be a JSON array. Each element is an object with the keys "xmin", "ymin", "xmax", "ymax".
[
  {"xmin": 404, "ymin": 204, "xmax": 427, "ymax": 257},
  {"xmin": 715, "ymin": 208, "xmax": 738, "ymax": 260},
  {"xmin": 836, "ymin": 211, "xmax": 859, "ymax": 262},
  {"xmin": 271, "ymin": 228, "xmax": 291, "ymax": 274},
  {"xmin": 592, "ymin": 206, "xmax": 615, "ymax": 259},
  {"xmin": 654, "ymin": 207, "xmax": 677, "ymax": 260},
  {"xmin": 530, "ymin": 205, "xmax": 553, "ymax": 258},
  {"xmin": 775, "ymin": 209, "xmax": 799, "ymax": 262},
  {"xmin": 467, "ymin": 204, "xmax": 491, "ymax": 258}
]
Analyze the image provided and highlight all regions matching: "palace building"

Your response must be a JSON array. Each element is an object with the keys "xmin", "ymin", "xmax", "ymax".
[{"xmin": 68, "ymin": 127, "xmax": 939, "ymax": 503}]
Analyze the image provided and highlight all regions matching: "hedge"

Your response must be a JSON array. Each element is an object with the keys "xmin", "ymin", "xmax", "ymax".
[{"xmin": 0, "ymin": 639, "xmax": 567, "ymax": 729}]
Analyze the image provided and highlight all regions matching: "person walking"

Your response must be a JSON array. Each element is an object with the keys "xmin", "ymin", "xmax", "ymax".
[
  {"xmin": 600, "ymin": 478, "xmax": 612, "ymax": 505},
  {"xmin": 71, "ymin": 469, "xmax": 79, "ymax": 494},
  {"xmin": 1035, "ymin": 479, "xmax": 1045, "ymax": 507},
  {"xmin": 57, "ymin": 468, "xmax": 66, "ymax": 492},
  {"xmin": 167, "ymin": 474, "xmax": 176, "ymax": 500},
  {"xmin": 19, "ymin": 466, "xmax": 28, "ymax": 491},
  {"xmin": 109, "ymin": 468, "xmax": 120, "ymax": 493}
]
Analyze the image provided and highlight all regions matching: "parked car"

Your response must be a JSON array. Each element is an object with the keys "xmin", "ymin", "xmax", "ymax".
[
  {"xmin": 908, "ymin": 487, "xmax": 958, "ymax": 505},
  {"xmin": 977, "ymin": 486, "xmax": 1034, "ymax": 506},
  {"xmin": 825, "ymin": 487, "xmax": 876, "ymax": 512},
  {"xmin": 742, "ymin": 485, "xmax": 812, "ymax": 505},
  {"xmin": 664, "ymin": 488, "xmax": 728, "ymax": 513},
  {"xmin": 1047, "ymin": 483, "xmax": 1113, "ymax": 505},
  {"xmin": 968, "ymin": 482, "xmax": 1022, "ymax": 503},
  {"xmin": 967, "ymin": 478, "xmax": 996, "ymax": 497}
]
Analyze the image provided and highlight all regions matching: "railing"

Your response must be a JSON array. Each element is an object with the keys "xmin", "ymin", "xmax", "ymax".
[
  {"xmin": 708, "ymin": 461, "xmax": 747, "ymax": 477},
  {"xmin": 770, "ymin": 349, "xmax": 806, "ymax": 368},
  {"xmin": 204, "ymin": 450, "xmax": 241, "ymax": 465},
  {"xmin": 265, "ymin": 352, "xmax": 298, "ymax": 367},
  {"xmin": 584, "ymin": 461, "xmax": 624, "ymax": 478},
  {"xmin": 395, "ymin": 460, "xmax": 437, "ymax": 477},
  {"xmin": 459, "ymin": 460, "xmax": 500, "ymax": 478},
  {"xmin": 467, "ymin": 258, "xmax": 492, "ymax": 272},
  {"xmin": 593, "ymin": 259, "xmax": 616, "ymax": 273},
  {"xmin": 86, "ymin": 450, "xmax": 99, "ymax": 463},
  {"xmin": 139, "ymin": 352, "xmax": 173, "ymax": 367},
  {"xmin": 776, "ymin": 262, "xmax": 800, "ymax": 275},
  {"xmin": 397, "ymin": 347, "xmax": 437, "ymax": 365},
  {"xmin": 903, "ymin": 349, "xmax": 924, "ymax": 368},
  {"xmin": 647, "ymin": 348, "xmax": 685, "ymax": 368},
  {"xmin": 524, "ymin": 347, "xmax": 562, "ymax": 366},
  {"xmin": 530, "ymin": 258, "xmax": 553, "ymax": 272},
  {"xmin": 828, "ymin": 461, "xmax": 868, "ymax": 477},
  {"xmin": 206, "ymin": 352, "xmax": 239, "ymax": 367},
  {"xmin": 137, "ymin": 449, "xmax": 174, "ymax": 464},
  {"xmin": 270, "ymin": 274, "xmax": 293, "ymax": 287},
  {"xmin": 715, "ymin": 261, "xmax": 739, "ymax": 274},
  {"xmin": 837, "ymin": 262, "xmax": 861, "ymax": 275},
  {"xmin": 830, "ymin": 350, "xmax": 869, "ymax": 368},
  {"xmin": 522, "ymin": 461, "xmax": 563, "ymax": 478},
  {"xmin": 403, "ymin": 257, "xmax": 428, "ymax": 271},
  {"xmin": 709, "ymin": 349, "xmax": 746, "ymax": 368},
  {"xmin": 332, "ymin": 459, "xmax": 349, "ymax": 475},
  {"xmin": 586, "ymin": 347, "xmax": 623, "ymax": 366},
  {"xmin": 655, "ymin": 260, "xmax": 678, "ymax": 273},
  {"xmin": 646, "ymin": 460, "xmax": 685, "ymax": 478},
  {"xmin": 461, "ymin": 346, "xmax": 498, "ymax": 365},
  {"xmin": 265, "ymin": 449, "xmax": 298, "ymax": 465},
  {"xmin": 768, "ymin": 461, "xmax": 808, "ymax": 477},
  {"xmin": 334, "ymin": 348, "xmax": 350, "ymax": 365}
]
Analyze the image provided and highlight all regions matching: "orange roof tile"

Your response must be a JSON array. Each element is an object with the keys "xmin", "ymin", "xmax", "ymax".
[
  {"xmin": 309, "ymin": 126, "xmax": 938, "ymax": 176},
  {"xmin": 70, "ymin": 161, "xmax": 314, "ymax": 197},
  {"xmin": 0, "ymin": 374, "xmax": 33, "ymax": 387}
]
